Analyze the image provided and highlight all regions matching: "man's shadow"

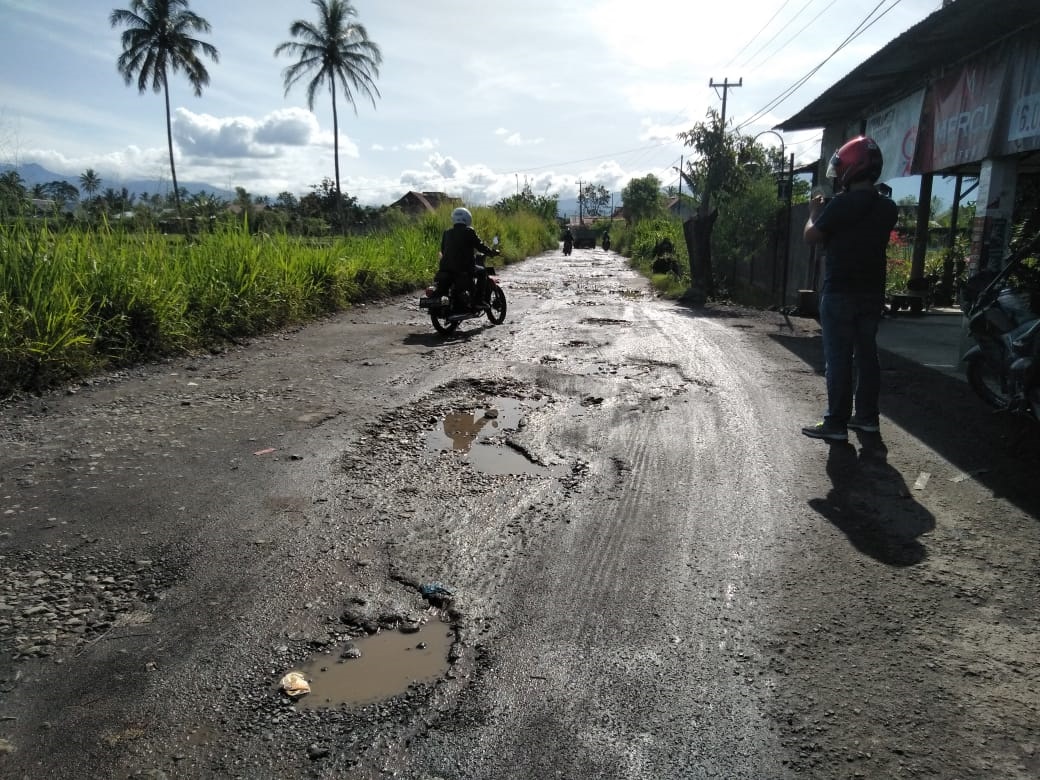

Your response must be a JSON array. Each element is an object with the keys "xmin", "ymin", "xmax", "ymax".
[{"xmin": 809, "ymin": 433, "xmax": 935, "ymax": 566}]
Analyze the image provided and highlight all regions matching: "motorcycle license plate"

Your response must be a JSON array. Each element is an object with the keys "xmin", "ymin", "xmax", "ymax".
[{"xmin": 419, "ymin": 297, "xmax": 434, "ymax": 309}]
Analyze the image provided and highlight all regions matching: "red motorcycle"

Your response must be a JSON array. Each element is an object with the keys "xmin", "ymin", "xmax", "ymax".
[{"xmin": 418, "ymin": 254, "xmax": 507, "ymax": 335}]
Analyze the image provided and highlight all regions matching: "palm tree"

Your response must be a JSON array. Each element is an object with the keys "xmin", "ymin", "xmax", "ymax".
[
  {"xmin": 110, "ymin": 0, "xmax": 219, "ymax": 219},
  {"xmin": 275, "ymin": 0, "xmax": 381, "ymax": 231},
  {"xmin": 79, "ymin": 168, "xmax": 102, "ymax": 201},
  {"xmin": 0, "ymin": 170, "xmax": 26, "ymax": 217}
]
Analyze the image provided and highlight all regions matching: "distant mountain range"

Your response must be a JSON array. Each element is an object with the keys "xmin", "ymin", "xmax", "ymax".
[
  {"xmin": 3, "ymin": 161, "xmax": 610, "ymax": 216},
  {"xmin": 1, "ymin": 162, "xmax": 233, "ymax": 200}
]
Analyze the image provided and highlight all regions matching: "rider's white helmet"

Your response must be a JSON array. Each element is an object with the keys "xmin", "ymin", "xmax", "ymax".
[{"xmin": 451, "ymin": 207, "xmax": 472, "ymax": 227}]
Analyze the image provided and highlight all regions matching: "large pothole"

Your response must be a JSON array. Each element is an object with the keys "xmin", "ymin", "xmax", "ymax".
[
  {"xmin": 424, "ymin": 396, "xmax": 549, "ymax": 476},
  {"xmin": 289, "ymin": 618, "xmax": 456, "ymax": 710}
]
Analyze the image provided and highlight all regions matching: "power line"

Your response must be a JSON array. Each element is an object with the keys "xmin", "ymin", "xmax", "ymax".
[
  {"xmin": 745, "ymin": 0, "xmax": 839, "ymax": 73},
  {"xmin": 736, "ymin": 0, "xmax": 902, "ymax": 131},
  {"xmin": 736, "ymin": 0, "xmax": 817, "ymax": 70},
  {"xmin": 725, "ymin": 0, "xmax": 795, "ymax": 68}
]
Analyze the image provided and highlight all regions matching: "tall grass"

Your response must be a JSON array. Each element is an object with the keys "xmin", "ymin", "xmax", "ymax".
[
  {"xmin": 0, "ymin": 206, "xmax": 556, "ymax": 395},
  {"xmin": 613, "ymin": 218, "xmax": 691, "ymax": 297}
]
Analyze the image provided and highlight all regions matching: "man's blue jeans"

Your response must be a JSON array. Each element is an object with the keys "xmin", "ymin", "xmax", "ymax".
[{"xmin": 819, "ymin": 292, "xmax": 883, "ymax": 426}]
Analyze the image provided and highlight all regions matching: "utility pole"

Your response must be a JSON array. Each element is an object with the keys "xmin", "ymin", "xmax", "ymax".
[
  {"xmin": 709, "ymin": 78, "xmax": 742, "ymax": 135},
  {"xmin": 702, "ymin": 78, "xmax": 741, "ymax": 216},
  {"xmin": 685, "ymin": 77, "xmax": 742, "ymax": 299}
]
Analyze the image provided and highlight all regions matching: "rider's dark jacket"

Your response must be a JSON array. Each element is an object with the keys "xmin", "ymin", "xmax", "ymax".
[{"xmin": 440, "ymin": 224, "xmax": 495, "ymax": 275}]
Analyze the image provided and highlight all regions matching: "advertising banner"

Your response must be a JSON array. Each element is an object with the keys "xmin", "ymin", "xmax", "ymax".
[
  {"xmin": 999, "ymin": 37, "xmax": 1040, "ymax": 154},
  {"xmin": 866, "ymin": 89, "xmax": 925, "ymax": 181},
  {"xmin": 913, "ymin": 51, "xmax": 1007, "ymax": 173}
]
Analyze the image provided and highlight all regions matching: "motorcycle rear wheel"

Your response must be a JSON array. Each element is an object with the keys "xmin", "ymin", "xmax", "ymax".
[
  {"xmin": 966, "ymin": 353, "xmax": 1011, "ymax": 409},
  {"xmin": 487, "ymin": 285, "xmax": 507, "ymax": 325},
  {"xmin": 430, "ymin": 310, "xmax": 459, "ymax": 335}
]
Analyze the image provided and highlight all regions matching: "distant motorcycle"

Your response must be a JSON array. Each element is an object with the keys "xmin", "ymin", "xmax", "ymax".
[
  {"xmin": 419, "ymin": 253, "xmax": 507, "ymax": 335},
  {"xmin": 961, "ymin": 230, "xmax": 1040, "ymax": 421},
  {"xmin": 563, "ymin": 238, "xmax": 573, "ymax": 256},
  {"xmin": 602, "ymin": 234, "xmax": 611, "ymax": 251}
]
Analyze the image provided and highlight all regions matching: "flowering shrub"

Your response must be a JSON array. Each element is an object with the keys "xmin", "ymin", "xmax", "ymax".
[{"xmin": 886, "ymin": 230, "xmax": 911, "ymax": 293}]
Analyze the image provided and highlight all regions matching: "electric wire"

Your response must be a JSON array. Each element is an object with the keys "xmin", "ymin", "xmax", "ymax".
[
  {"xmin": 736, "ymin": 0, "xmax": 902, "ymax": 131},
  {"xmin": 725, "ymin": 0, "xmax": 794, "ymax": 68},
  {"xmin": 735, "ymin": 0, "xmax": 818, "ymax": 70},
  {"xmin": 738, "ymin": 0, "xmax": 901, "ymax": 130},
  {"xmin": 744, "ymin": 0, "xmax": 839, "ymax": 73}
]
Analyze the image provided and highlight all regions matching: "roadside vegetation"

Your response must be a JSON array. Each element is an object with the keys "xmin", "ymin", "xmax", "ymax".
[
  {"xmin": 603, "ymin": 114, "xmax": 1040, "ymax": 313},
  {"xmin": 0, "ymin": 205, "xmax": 556, "ymax": 396}
]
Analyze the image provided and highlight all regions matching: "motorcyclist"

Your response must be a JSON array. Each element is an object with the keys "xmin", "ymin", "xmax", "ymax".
[
  {"xmin": 562, "ymin": 226, "xmax": 574, "ymax": 254},
  {"xmin": 439, "ymin": 207, "xmax": 498, "ymax": 309},
  {"xmin": 602, "ymin": 229, "xmax": 611, "ymax": 251}
]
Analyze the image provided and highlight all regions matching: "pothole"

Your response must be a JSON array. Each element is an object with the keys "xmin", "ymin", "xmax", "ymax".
[
  {"xmin": 425, "ymin": 397, "xmax": 548, "ymax": 476},
  {"xmin": 289, "ymin": 620, "xmax": 455, "ymax": 710}
]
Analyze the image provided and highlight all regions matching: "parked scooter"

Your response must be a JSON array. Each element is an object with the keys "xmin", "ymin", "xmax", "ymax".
[
  {"xmin": 418, "ymin": 253, "xmax": 507, "ymax": 335},
  {"xmin": 960, "ymin": 230, "xmax": 1040, "ymax": 421}
]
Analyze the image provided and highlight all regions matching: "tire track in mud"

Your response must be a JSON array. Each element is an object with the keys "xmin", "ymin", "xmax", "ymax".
[{"xmin": 406, "ymin": 257, "xmax": 796, "ymax": 779}]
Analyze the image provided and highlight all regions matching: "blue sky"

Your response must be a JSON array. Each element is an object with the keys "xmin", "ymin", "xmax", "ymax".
[{"xmin": 0, "ymin": 0, "xmax": 949, "ymax": 207}]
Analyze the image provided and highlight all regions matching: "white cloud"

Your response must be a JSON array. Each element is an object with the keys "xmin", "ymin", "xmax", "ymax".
[
  {"xmin": 404, "ymin": 138, "xmax": 438, "ymax": 151},
  {"xmin": 174, "ymin": 109, "xmax": 302, "ymax": 159},
  {"xmin": 255, "ymin": 108, "xmax": 321, "ymax": 146},
  {"xmin": 426, "ymin": 153, "xmax": 458, "ymax": 179},
  {"xmin": 503, "ymin": 133, "xmax": 544, "ymax": 147}
]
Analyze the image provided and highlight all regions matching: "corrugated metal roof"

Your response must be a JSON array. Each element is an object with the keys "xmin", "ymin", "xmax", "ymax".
[{"xmin": 777, "ymin": 0, "xmax": 1040, "ymax": 132}]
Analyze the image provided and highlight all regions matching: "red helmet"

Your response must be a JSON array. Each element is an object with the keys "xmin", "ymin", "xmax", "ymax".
[{"xmin": 826, "ymin": 136, "xmax": 883, "ymax": 190}]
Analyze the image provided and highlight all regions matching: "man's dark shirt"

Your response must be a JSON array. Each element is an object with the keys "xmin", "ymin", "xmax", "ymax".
[
  {"xmin": 814, "ymin": 189, "xmax": 898, "ymax": 295},
  {"xmin": 440, "ymin": 224, "xmax": 494, "ymax": 274}
]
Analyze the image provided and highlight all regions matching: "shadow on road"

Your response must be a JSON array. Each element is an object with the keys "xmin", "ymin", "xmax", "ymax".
[
  {"xmin": 772, "ymin": 328, "xmax": 1040, "ymax": 523},
  {"xmin": 810, "ymin": 437, "xmax": 935, "ymax": 566},
  {"xmin": 402, "ymin": 328, "xmax": 481, "ymax": 346}
]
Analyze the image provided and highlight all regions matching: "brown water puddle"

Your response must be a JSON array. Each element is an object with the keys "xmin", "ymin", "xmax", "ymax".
[
  {"xmin": 292, "ymin": 621, "xmax": 454, "ymax": 709},
  {"xmin": 426, "ymin": 397, "xmax": 548, "ymax": 476}
]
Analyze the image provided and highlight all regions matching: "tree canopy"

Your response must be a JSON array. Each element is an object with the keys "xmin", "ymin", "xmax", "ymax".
[
  {"xmin": 275, "ymin": 0, "xmax": 382, "ymax": 232},
  {"xmin": 621, "ymin": 175, "xmax": 665, "ymax": 223},
  {"xmin": 110, "ymin": 0, "xmax": 219, "ymax": 218}
]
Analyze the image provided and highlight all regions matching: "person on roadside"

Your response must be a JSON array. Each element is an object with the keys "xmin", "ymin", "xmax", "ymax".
[
  {"xmin": 439, "ymin": 207, "xmax": 498, "ymax": 309},
  {"xmin": 801, "ymin": 135, "xmax": 898, "ymax": 442}
]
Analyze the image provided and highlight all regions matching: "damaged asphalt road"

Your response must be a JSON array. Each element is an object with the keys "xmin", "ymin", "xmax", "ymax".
[{"xmin": 1, "ymin": 247, "xmax": 1038, "ymax": 779}]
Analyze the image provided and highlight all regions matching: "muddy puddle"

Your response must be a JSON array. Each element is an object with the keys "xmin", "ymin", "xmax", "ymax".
[
  {"xmin": 291, "ymin": 621, "xmax": 454, "ymax": 709},
  {"xmin": 426, "ymin": 397, "xmax": 548, "ymax": 476}
]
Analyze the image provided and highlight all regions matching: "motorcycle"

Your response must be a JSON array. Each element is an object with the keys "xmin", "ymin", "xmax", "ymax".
[
  {"xmin": 418, "ymin": 253, "xmax": 507, "ymax": 335},
  {"xmin": 563, "ymin": 238, "xmax": 573, "ymax": 256},
  {"xmin": 602, "ymin": 234, "xmax": 611, "ymax": 251},
  {"xmin": 961, "ymin": 230, "xmax": 1040, "ymax": 420}
]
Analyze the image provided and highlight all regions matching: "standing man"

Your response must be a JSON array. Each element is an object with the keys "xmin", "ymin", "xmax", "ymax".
[{"xmin": 802, "ymin": 136, "xmax": 898, "ymax": 442}]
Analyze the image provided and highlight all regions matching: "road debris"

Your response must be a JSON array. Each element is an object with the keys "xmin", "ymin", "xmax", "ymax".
[{"xmin": 278, "ymin": 671, "xmax": 310, "ymax": 698}]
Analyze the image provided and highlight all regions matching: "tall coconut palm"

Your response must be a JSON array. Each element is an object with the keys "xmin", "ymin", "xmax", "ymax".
[
  {"xmin": 275, "ymin": 0, "xmax": 381, "ymax": 230},
  {"xmin": 110, "ymin": 0, "xmax": 218, "ymax": 219},
  {"xmin": 79, "ymin": 168, "xmax": 101, "ymax": 201}
]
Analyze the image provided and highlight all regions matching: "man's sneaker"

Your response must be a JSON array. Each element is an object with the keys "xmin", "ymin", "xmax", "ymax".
[
  {"xmin": 801, "ymin": 421, "xmax": 848, "ymax": 441},
  {"xmin": 847, "ymin": 415, "xmax": 880, "ymax": 433}
]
